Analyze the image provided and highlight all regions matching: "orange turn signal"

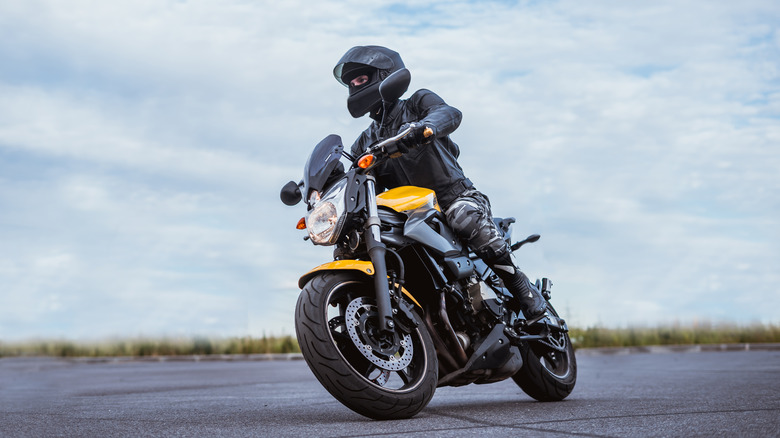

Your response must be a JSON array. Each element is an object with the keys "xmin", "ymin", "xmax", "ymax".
[
  {"xmin": 358, "ymin": 154, "xmax": 375, "ymax": 169},
  {"xmin": 296, "ymin": 217, "xmax": 307, "ymax": 230}
]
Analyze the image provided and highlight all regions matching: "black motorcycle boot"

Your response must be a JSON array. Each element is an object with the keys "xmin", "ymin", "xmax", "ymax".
[{"xmin": 487, "ymin": 252, "xmax": 547, "ymax": 320}]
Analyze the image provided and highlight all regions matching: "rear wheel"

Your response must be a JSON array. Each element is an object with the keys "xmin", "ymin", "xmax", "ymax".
[
  {"xmin": 512, "ymin": 302, "xmax": 577, "ymax": 401},
  {"xmin": 295, "ymin": 271, "xmax": 438, "ymax": 419}
]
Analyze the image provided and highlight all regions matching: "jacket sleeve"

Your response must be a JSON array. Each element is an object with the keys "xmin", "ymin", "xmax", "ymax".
[
  {"xmin": 349, "ymin": 127, "xmax": 373, "ymax": 157},
  {"xmin": 408, "ymin": 89, "xmax": 462, "ymax": 138}
]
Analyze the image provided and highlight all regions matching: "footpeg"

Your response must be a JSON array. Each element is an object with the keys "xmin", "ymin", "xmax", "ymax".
[
  {"xmin": 519, "ymin": 311, "xmax": 547, "ymax": 328},
  {"xmin": 549, "ymin": 316, "xmax": 568, "ymax": 333}
]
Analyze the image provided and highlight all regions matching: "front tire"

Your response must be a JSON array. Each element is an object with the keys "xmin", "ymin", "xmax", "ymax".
[
  {"xmin": 512, "ymin": 303, "xmax": 577, "ymax": 401},
  {"xmin": 295, "ymin": 272, "xmax": 438, "ymax": 420}
]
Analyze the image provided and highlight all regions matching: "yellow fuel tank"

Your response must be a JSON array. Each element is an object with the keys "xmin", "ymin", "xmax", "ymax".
[{"xmin": 376, "ymin": 186, "xmax": 441, "ymax": 213}]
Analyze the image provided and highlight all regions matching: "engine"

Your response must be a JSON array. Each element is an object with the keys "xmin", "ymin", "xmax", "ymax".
[
  {"xmin": 445, "ymin": 275, "xmax": 507, "ymax": 352},
  {"xmin": 466, "ymin": 278, "xmax": 505, "ymax": 324}
]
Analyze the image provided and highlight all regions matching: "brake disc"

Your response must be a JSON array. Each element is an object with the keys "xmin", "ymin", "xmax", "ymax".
[{"xmin": 344, "ymin": 297, "xmax": 413, "ymax": 371}]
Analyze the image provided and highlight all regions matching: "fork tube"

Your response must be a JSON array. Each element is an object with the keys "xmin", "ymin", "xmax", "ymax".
[{"xmin": 364, "ymin": 177, "xmax": 394, "ymax": 333}]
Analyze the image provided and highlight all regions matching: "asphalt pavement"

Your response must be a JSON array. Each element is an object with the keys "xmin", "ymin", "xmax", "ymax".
[{"xmin": 1, "ymin": 349, "xmax": 778, "ymax": 437}]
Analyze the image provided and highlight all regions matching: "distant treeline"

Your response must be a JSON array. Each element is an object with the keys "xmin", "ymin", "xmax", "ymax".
[
  {"xmin": 2, "ymin": 323, "xmax": 778, "ymax": 358},
  {"xmin": 569, "ymin": 322, "xmax": 780, "ymax": 348},
  {"xmin": 0, "ymin": 335, "xmax": 300, "ymax": 358}
]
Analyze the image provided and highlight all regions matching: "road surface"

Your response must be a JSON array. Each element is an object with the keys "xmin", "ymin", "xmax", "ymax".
[{"xmin": 1, "ymin": 349, "xmax": 778, "ymax": 437}]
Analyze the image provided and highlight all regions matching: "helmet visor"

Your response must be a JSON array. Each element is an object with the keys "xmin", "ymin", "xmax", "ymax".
[{"xmin": 333, "ymin": 46, "xmax": 397, "ymax": 86}]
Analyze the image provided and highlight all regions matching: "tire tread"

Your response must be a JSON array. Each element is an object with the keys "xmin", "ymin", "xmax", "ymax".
[{"xmin": 295, "ymin": 272, "xmax": 437, "ymax": 420}]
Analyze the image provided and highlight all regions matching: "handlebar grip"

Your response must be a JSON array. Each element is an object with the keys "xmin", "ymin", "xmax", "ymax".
[{"xmin": 423, "ymin": 127, "xmax": 433, "ymax": 138}]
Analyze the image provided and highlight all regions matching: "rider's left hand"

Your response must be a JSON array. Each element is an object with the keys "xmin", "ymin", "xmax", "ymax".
[
  {"xmin": 385, "ymin": 141, "xmax": 409, "ymax": 158},
  {"xmin": 397, "ymin": 123, "xmax": 432, "ymax": 150}
]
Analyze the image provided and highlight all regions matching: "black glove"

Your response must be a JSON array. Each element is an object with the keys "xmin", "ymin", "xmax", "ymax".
[
  {"xmin": 397, "ymin": 123, "xmax": 431, "ymax": 150},
  {"xmin": 384, "ymin": 140, "xmax": 410, "ymax": 158}
]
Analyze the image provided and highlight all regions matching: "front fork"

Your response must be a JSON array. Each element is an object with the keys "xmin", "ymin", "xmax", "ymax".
[{"xmin": 364, "ymin": 177, "xmax": 395, "ymax": 333}]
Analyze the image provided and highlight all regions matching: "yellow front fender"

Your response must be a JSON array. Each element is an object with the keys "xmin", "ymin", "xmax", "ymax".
[{"xmin": 298, "ymin": 260, "xmax": 422, "ymax": 308}]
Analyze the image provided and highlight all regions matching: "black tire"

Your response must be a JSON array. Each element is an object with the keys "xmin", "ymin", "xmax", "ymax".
[
  {"xmin": 295, "ymin": 272, "xmax": 438, "ymax": 420},
  {"xmin": 512, "ymin": 303, "xmax": 577, "ymax": 401}
]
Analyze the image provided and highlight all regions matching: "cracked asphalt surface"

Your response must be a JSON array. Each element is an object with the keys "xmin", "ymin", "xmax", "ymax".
[{"xmin": 2, "ymin": 350, "xmax": 778, "ymax": 437}]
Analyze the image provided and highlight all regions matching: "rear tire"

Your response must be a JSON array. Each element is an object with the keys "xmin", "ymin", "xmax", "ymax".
[
  {"xmin": 512, "ymin": 303, "xmax": 577, "ymax": 401},
  {"xmin": 295, "ymin": 271, "xmax": 438, "ymax": 419}
]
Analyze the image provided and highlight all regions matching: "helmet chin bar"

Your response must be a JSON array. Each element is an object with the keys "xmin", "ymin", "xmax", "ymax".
[{"xmin": 347, "ymin": 80, "xmax": 382, "ymax": 118}]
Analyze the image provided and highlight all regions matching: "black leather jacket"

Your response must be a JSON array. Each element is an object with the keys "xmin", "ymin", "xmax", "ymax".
[{"xmin": 350, "ymin": 89, "xmax": 473, "ymax": 208}]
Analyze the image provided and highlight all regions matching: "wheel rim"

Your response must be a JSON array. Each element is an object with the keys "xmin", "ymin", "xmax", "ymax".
[
  {"xmin": 539, "ymin": 331, "xmax": 572, "ymax": 379},
  {"xmin": 536, "ymin": 306, "xmax": 573, "ymax": 379},
  {"xmin": 325, "ymin": 281, "xmax": 429, "ymax": 392}
]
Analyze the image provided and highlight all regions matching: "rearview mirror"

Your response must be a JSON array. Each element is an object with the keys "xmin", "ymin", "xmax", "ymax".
[
  {"xmin": 379, "ymin": 68, "xmax": 411, "ymax": 102},
  {"xmin": 280, "ymin": 181, "xmax": 302, "ymax": 206},
  {"xmin": 510, "ymin": 233, "xmax": 541, "ymax": 251}
]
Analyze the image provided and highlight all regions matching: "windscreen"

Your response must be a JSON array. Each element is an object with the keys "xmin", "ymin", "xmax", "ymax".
[{"xmin": 303, "ymin": 134, "xmax": 344, "ymax": 201}]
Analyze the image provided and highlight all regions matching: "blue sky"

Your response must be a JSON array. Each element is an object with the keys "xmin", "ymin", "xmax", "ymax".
[{"xmin": 0, "ymin": 0, "xmax": 778, "ymax": 340}]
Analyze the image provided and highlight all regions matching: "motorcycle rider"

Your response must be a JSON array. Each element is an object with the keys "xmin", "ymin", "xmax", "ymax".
[{"xmin": 334, "ymin": 45, "xmax": 546, "ymax": 320}]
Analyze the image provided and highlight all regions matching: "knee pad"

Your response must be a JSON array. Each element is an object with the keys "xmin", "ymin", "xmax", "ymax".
[
  {"xmin": 445, "ymin": 198, "xmax": 484, "ymax": 240},
  {"xmin": 445, "ymin": 198, "xmax": 508, "ymax": 258}
]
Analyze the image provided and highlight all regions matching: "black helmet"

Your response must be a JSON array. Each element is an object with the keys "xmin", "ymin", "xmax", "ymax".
[{"xmin": 334, "ymin": 46, "xmax": 409, "ymax": 118}]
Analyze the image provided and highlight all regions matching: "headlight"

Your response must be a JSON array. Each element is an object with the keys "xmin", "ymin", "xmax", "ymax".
[{"xmin": 306, "ymin": 178, "xmax": 348, "ymax": 245}]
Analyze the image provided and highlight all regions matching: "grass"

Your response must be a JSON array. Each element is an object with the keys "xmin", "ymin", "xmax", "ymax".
[
  {"xmin": 1, "ymin": 323, "xmax": 778, "ymax": 358},
  {"xmin": 568, "ymin": 322, "xmax": 780, "ymax": 349},
  {"xmin": 0, "ymin": 335, "xmax": 300, "ymax": 358}
]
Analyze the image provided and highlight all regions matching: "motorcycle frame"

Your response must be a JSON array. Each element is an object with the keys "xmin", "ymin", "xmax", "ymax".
[{"xmin": 293, "ymin": 126, "xmax": 558, "ymax": 386}]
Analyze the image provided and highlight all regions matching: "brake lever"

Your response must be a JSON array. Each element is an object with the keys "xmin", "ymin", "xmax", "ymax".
[
  {"xmin": 373, "ymin": 125, "xmax": 415, "ymax": 153},
  {"xmin": 358, "ymin": 124, "xmax": 434, "ymax": 168}
]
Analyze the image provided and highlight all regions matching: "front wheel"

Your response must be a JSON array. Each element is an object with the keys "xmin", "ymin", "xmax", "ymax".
[
  {"xmin": 512, "ymin": 302, "xmax": 577, "ymax": 401},
  {"xmin": 295, "ymin": 272, "xmax": 438, "ymax": 420}
]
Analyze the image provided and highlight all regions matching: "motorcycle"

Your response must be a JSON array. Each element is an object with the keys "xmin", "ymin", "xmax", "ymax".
[{"xmin": 280, "ymin": 69, "xmax": 576, "ymax": 420}]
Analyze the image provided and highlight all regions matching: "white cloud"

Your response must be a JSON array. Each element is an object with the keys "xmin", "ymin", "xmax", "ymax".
[{"xmin": 0, "ymin": 0, "xmax": 778, "ymax": 340}]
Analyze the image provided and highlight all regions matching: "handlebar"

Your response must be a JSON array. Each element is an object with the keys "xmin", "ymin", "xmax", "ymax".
[
  {"xmin": 355, "ymin": 123, "xmax": 434, "ymax": 171},
  {"xmin": 369, "ymin": 123, "xmax": 433, "ymax": 154},
  {"xmin": 371, "ymin": 125, "xmax": 411, "ymax": 154}
]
